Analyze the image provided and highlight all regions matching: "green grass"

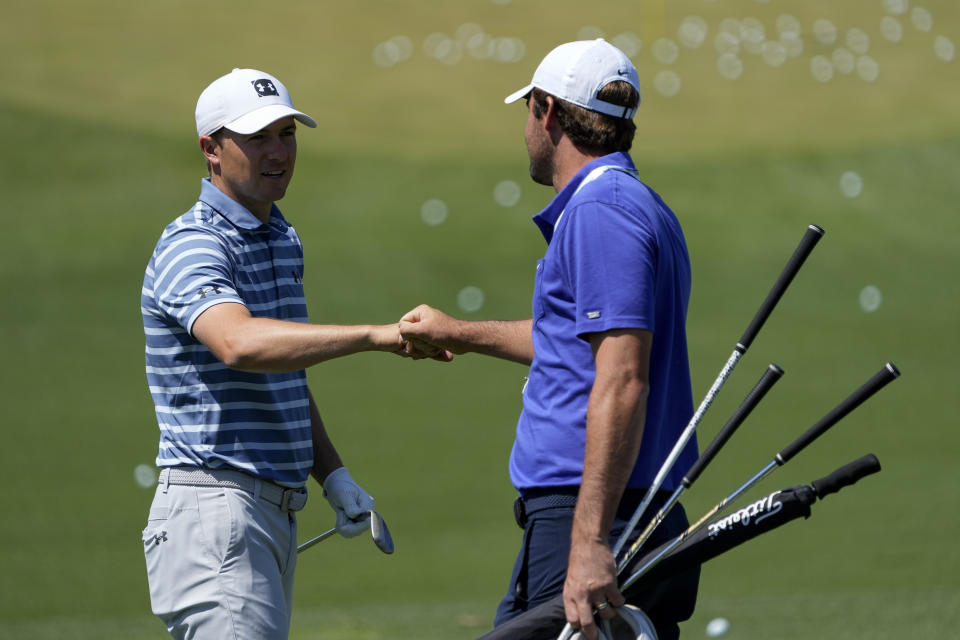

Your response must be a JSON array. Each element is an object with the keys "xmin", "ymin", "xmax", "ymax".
[{"xmin": 1, "ymin": 1, "xmax": 958, "ymax": 638}]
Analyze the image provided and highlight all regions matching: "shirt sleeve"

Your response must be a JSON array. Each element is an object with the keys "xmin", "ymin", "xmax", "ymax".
[
  {"xmin": 151, "ymin": 225, "xmax": 246, "ymax": 335},
  {"xmin": 557, "ymin": 198, "xmax": 658, "ymax": 339}
]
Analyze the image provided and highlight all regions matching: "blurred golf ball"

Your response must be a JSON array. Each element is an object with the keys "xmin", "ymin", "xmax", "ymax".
[
  {"xmin": 840, "ymin": 171, "xmax": 864, "ymax": 198},
  {"xmin": 859, "ymin": 285, "xmax": 883, "ymax": 312},
  {"xmin": 493, "ymin": 180, "xmax": 522, "ymax": 207},
  {"xmin": 134, "ymin": 464, "xmax": 157, "ymax": 489},
  {"xmin": 457, "ymin": 286, "xmax": 485, "ymax": 312},
  {"xmin": 654, "ymin": 70, "xmax": 682, "ymax": 97},
  {"xmin": 421, "ymin": 198, "xmax": 449, "ymax": 226},
  {"xmin": 706, "ymin": 617, "xmax": 730, "ymax": 637},
  {"xmin": 934, "ymin": 36, "xmax": 955, "ymax": 62}
]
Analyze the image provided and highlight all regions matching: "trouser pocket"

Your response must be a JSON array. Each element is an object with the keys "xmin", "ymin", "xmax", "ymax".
[
  {"xmin": 141, "ymin": 484, "xmax": 234, "ymax": 622},
  {"xmin": 142, "ymin": 492, "xmax": 176, "ymax": 617}
]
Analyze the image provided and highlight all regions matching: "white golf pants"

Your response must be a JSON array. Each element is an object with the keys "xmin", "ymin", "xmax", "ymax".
[{"xmin": 142, "ymin": 482, "xmax": 298, "ymax": 639}]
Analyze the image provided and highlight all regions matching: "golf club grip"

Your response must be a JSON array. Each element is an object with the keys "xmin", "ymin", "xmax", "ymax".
[
  {"xmin": 738, "ymin": 224, "xmax": 824, "ymax": 352},
  {"xmin": 778, "ymin": 363, "xmax": 900, "ymax": 464},
  {"xmin": 684, "ymin": 363, "xmax": 784, "ymax": 486},
  {"xmin": 811, "ymin": 453, "xmax": 881, "ymax": 499}
]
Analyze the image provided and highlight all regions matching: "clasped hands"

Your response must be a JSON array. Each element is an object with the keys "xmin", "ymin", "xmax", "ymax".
[{"xmin": 390, "ymin": 304, "xmax": 460, "ymax": 362}]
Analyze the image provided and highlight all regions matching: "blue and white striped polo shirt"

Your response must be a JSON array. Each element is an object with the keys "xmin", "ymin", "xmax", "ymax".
[{"xmin": 141, "ymin": 178, "xmax": 313, "ymax": 487}]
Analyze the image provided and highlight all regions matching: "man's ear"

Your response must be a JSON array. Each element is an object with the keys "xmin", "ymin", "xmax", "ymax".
[
  {"xmin": 542, "ymin": 95, "xmax": 563, "ymax": 143},
  {"xmin": 199, "ymin": 135, "xmax": 221, "ymax": 169}
]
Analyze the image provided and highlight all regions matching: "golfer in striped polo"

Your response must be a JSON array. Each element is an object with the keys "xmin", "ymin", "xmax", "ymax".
[{"xmin": 140, "ymin": 68, "xmax": 434, "ymax": 639}]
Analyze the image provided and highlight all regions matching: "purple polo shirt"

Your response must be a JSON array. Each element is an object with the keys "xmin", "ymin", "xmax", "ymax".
[{"xmin": 510, "ymin": 152, "xmax": 697, "ymax": 493}]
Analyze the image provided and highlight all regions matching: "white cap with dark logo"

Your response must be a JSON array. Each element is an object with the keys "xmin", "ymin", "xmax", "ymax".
[
  {"xmin": 195, "ymin": 68, "xmax": 318, "ymax": 137},
  {"xmin": 504, "ymin": 39, "xmax": 641, "ymax": 119}
]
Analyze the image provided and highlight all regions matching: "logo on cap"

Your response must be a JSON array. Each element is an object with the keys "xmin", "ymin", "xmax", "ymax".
[{"xmin": 252, "ymin": 79, "xmax": 279, "ymax": 97}]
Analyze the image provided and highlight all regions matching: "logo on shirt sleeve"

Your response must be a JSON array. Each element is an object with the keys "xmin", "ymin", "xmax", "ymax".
[
  {"xmin": 586, "ymin": 311, "xmax": 602, "ymax": 319},
  {"xmin": 197, "ymin": 286, "xmax": 222, "ymax": 299}
]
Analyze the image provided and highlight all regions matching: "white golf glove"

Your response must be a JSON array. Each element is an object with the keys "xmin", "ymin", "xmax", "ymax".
[{"xmin": 322, "ymin": 467, "xmax": 375, "ymax": 538}]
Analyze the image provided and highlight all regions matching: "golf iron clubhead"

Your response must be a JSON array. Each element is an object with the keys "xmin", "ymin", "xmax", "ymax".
[
  {"xmin": 369, "ymin": 509, "xmax": 394, "ymax": 554},
  {"xmin": 298, "ymin": 510, "xmax": 394, "ymax": 555},
  {"xmin": 563, "ymin": 605, "xmax": 658, "ymax": 640}
]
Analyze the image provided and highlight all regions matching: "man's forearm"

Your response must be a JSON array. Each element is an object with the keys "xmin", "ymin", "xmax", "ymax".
[
  {"xmin": 573, "ymin": 376, "xmax": 648, "ymax": 541},
  {"xmin": 399, "ymin": 305, "xmax": 534, "ymax": 365},
  {"xmin": 573, "ymin": 329, "xmax": 653, "ymax": 542},
  {"xmin": 563, "ymin": 346, "xmax": 649, "ymax": 634},
  {"xmin": 193, "ymin": 302, "xmax": 402, "ymax": 373},
  {"xmin": 458, "ymin": 319, "xmax": 534, "ymax": 364},
  {"xmin": 221, "ymin": 317, "xmax": 398, "ymax": 372}
]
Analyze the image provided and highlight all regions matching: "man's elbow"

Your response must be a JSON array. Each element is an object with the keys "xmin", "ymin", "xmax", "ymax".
[
  {"xmin": 211, "ymin": 333, "xmax": 261, "ymax": 371},
  {"xmin": 217, "ymin": 349, "xmax": 251, "ymax": 371}
]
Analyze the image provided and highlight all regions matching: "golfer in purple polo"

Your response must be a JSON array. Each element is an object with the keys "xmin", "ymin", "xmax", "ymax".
[{"xmin": 399, "ymin": 39, "xmax": 700, "ymax": 640}]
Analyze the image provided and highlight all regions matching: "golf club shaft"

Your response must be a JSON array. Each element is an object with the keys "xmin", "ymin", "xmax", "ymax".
[
  {"xmin": 297, "ymin": 527, "xmax": 336, "ymax": 553},
  {"xmin": 620, "ymin": 463, "xmax": 774, "ymax": 592},
  {"xmin": 611, "ymin": 224, "xmax": 824, "ymax": 561},
  {"xmin": 616, "ymin": 363, "xmax": 784, "ymax": 573},
  {"xmin": 620, "ymin": 362, "xmax": 900, "ymax": 590}
]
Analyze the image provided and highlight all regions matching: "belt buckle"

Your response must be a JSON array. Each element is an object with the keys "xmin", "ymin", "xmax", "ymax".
[
  {"xmin": 513, "ymin": 496, "xmax": 527, "ymax": 529},
  {"xmin": 280, "ymin": 488, "xmax": 293, "ymax": 512}
]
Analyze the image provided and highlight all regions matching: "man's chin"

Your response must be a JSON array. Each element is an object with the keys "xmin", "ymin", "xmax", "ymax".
[
  {"xmin": 529, "ymin": 166, "xmax": 552, "ymax": 187},
  {"xmin": 262, "ymin": 182, "xmax": 291, "ymax": 202}
]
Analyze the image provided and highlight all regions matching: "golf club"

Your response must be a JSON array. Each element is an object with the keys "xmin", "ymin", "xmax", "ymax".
[
  {"xmin": 297, "ymin": 509, "xmax": 395, "ymax": 555},
  {"xmin": 619, "ymin": 362, "xmax": 900, "ymax": 591},
  {"xmin": 616, "ymin": 363, "xmax": 784, "ymax": 574},
  {"xmin": 611, "ymin": 224, "xmax": 825, "ymax": 563}
]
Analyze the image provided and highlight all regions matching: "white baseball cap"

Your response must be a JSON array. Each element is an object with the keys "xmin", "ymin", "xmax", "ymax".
[
  {"xmin": 504, "ymin": 39, "xmax": 640, "ymax": 119},
  {"xmin": 195, "ymin": 68, "xmax": 317, "ymax": 137}
]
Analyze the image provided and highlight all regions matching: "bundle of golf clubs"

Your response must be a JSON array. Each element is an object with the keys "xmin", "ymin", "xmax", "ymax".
[
  {"xmin": 478, "ymin": 224, "xmax": 902, "ymax": 640},
  {"xmin": 482, "ymin": 452, "xmax": 884, "ymax": 640}
]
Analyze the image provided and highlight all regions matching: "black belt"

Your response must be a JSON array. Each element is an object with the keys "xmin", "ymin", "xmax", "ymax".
[{"xmin": 513, "ymin": 487, "xmax": 672, "ymax": 529}]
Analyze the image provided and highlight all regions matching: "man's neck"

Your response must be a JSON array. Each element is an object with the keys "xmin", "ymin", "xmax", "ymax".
[
  {"xmin": 552, "ymin": 140, "xmax": 606, "ymax": 193},
  {"xmin": 209, "ymin": 174, "xmax": 273, "ymax": 223}
]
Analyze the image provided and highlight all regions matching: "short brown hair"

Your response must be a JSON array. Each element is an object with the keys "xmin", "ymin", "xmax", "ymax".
[{"xmin": 530, "ymin": 82, "xmax": 639, "ymax": 153}]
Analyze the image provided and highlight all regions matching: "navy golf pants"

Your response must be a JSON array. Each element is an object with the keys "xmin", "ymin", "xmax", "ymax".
[{"xmin": 493, "ymin": 488, "xmax": 699, "ymax": 640}]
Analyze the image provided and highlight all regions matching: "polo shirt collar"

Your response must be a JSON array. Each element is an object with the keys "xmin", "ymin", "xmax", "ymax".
[
  {"xmin": 199, "ymin": 178, "xmax": 288, "ymax": 232},
  {"xmin": 532, "ymin": 152, "xmax": 636, "ymax": 243}
]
